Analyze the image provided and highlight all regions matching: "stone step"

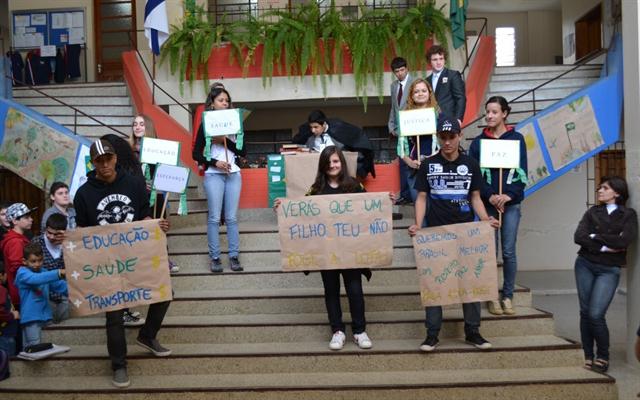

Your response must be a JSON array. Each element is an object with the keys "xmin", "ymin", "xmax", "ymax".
[
  {"xmin": 15, "ymin": 96, "xmax": 131, "ymax": 106},
  {"xmin": 508, "ymin": 99, "xmax": 559, "ymax": 113},
  {"xmin": 48, "ymin": 114, "xmax": 134, "ymax": 126},
  {"xmin": 9, "ymin": 336, "xmax": 580, "ymax": 377},
  {"xmin": 0, "ymin": 367, "xmax": 615, "ymax": 399},
  {"xmin": 28, "ymin": 105, "xmax": 134, "ymax": 117},
  {"xmin": 486, "ymin": 86, "xmax": 582, "ymax": 103},
  {"xmin": 488, "ymin": 77, "xmax": 598, "ymax": 93},
  {"xmin": 489, "ymin": 67, "xmax": 601, "ymax": 82},
  {"xmin": 161, "ymin": 286, "xmax": 532, "ymax": 315},
  {"xmin": 67, "ymin": 124, "xmax": 131, "ymax": 138},
  {"xmin": 13, "ymin": 84, "xmax": 128, "ymax": 97},
  {"xmin": 44, "ymin": 308, "xmax": 555, "ymax": 345},
  {"xmin": 492, "ymin": 64, "xmax": 602, "ymax": 75}
]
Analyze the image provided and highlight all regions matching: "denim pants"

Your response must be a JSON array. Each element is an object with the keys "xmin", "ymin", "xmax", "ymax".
[
  {"xmin": 488, "ymin": 203, "xmax": 521, "ymax": 299},
  {"xmin": 320, "ymin": 270, "xmax": 366, "ymax": 334},
  {"xmin": 50, "ymin": 298, "xmax": 70, "ymax": 324},
  {"xmin": 106, "ymin": 300, "xmax": 171, "ymax": 370},
  {"xmin": 22, "ymin": 321, "xmax": 44, "ymax": 348},
  {"xmin": 574, "ymin": 256, "xmax": 620, "ymax": 361},
  {"xmin": 399, "ymin": 157, "xmax": 413, "ymax": 201},
  {"xmin": 204, "ymin": 172, "xmax": 242, "ymax": 260},
  {"xmin": 0, "ymin": 337, "xmax": 16, "ymax": 356},
  {"xmin": 425, "ymin": 302, "xmax": 481, "ymax": 338}
]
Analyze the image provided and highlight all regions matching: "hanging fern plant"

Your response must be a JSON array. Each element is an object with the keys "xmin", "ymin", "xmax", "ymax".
[{"xmin": 225, "ymin": 13, "xmax": 265, "ymax": 77}]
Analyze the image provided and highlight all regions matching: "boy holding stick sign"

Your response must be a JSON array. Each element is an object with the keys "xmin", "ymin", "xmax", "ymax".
[{"xmin": 469, "ymin": 96, "xmax": 528, "ymax": 316}]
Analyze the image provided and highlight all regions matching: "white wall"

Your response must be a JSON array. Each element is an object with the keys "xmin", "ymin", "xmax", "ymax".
[{"xmin": 561, "ymin": 0, "xmax": 616, "ymax": 64}]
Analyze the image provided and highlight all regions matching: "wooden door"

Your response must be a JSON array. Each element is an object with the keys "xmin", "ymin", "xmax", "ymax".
[
  {"xmin": 94, "ymin": 0, "xmax": 136, "ymax": 81},
  {"xmin": 575, "ymin": 4, "xmax": 602, "ymax": 61}
]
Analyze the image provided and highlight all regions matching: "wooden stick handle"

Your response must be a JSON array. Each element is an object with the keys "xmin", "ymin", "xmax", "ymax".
[
  {"xmin": 160, "ymin": 192, "xmax": 170, "ymax": 220},
  {"xmin": 498, "ymin": 168, "xmax": 503, "ymax": 227},
  {"xmin": 223, "ymin": 137, "xmax": 230, "ymax": 175}
]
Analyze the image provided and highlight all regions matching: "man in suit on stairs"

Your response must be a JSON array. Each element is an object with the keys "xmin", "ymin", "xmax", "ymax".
[
  {"xmin": 388, "ymin": 57, "xmax": 416, "ymax": 205},
  {"xmin": 426, "ymin": 45, "xmax": 467, "ymax": 126}
]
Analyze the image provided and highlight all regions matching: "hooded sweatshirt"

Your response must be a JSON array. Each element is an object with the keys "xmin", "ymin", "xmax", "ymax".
[
  {"xmin": 73, "ymin": 168, "xmax": 151, "ymax": 228},
  {"xmin": 0, "ymin": 229, "xmax": 31, "ymax": 306},
  {"xmin": 15, "ymin": 267, "xmax": 67, "ymax": 324},
  {"xmin": 469, "ymin": 127, "xmax": 528, "ymax": 211}
]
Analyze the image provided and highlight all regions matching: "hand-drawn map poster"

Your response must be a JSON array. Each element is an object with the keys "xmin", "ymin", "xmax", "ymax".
[{"xmin": 519, "ymin": 122, "xmax": 550, "ymax": 187}]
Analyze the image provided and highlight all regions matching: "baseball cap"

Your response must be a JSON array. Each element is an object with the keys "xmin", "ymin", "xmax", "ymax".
[
  {"xmin": 89, "ymin": 139, "xmax": 116, "ymax": 161},
  {"xmin": 6, "ymin": 203, "xmax": 36, "ymax": 223},
  {"xmin": 436, "ymin": 115, "xmax": 461, "ymax": 134}
]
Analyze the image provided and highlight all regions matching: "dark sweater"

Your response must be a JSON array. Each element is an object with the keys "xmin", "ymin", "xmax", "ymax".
[{"xmin": 574, "ymin": 204, "xmax": 638, "ymax": 266}]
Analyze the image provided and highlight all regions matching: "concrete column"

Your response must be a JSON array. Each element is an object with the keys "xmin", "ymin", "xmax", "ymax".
[{"xmin": 622, "ymin": 0, "xmax": 640, "ymax": 367}]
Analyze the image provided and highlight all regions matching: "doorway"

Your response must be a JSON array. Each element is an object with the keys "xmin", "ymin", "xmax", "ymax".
[
  {"xmin": 94, "ymin": 0, "xmax": 137, "ymax": 81},
  {"xmin": 575, "ymin": 4, "xmax": 602, "ymax": 61}
]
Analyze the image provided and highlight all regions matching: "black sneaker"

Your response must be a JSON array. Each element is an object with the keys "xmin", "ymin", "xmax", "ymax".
[
  {"xmin": 210, "ymin": 258, "xmax": 223, "ymax": 273},
  {"xmin": 123, "ymin": 310, "xmax": 145, "ymax": 327},
  {"xmin": 419, "ymin": 335, "xmax": 439, "ymax": 352},
  {"xmin": 112, "ymin": 367, "xmax": 130, "ymax": 388},
  {"xmin": 229, "ymin": 256, "xmax": 243, "ymax": 272},
  {"xmin": 136, "ymin": 336, "xmax": 172, "ymax": 357},
  {"xmin": 465, "ymin": 332, "xmax": 492, "ymax": 350}
]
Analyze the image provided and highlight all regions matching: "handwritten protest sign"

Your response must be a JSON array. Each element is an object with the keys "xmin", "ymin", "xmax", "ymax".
[
  {"xmin": 278, "ymin": 192, "xmax": 393, "ymax": 271},
  {"xmin": 140, "ymin": 137, "xmax": 181, "ymax": 166},
  {"xmin": 153, "ymin": 164, "xmax": 190, "ymax": 194},
  {"xmin": 398, "ymin": 108, "xmax": 437, "ymax": 137},
  {"xmin": 412, "ymin": 221, "xmax": 498, "ymax": 307},
  {"xmin": 284, "ymin": 152, "xmax": 358, "ymax": 198},
  {"xmin": 479, "ymin": 139, "xmax": 521, "ymax": 169},
  {"xmin": 63, "ymin": 219, "xmax": 173, "ymax": 316},
  {"xmin": 202, "ymin": 109, "xmax": 244, "ymax": 137}
]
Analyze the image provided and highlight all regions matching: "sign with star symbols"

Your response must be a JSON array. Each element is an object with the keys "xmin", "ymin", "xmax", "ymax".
[{"xmin": 62, "ymin": 219, "xmax": 173, "ymax": 316}]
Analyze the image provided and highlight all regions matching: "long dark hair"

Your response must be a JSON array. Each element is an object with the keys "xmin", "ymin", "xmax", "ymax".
[
  {"xmin": 101, "ymin": 134, "xmax": 144, "ymax": 179},
  {"xmin": 205, "ymin": 87, "xmax": 232, "ymax": 110},
  {"xmin": 600, "ymin": 176, "xmax": 629, "ymax": 206},
  {"xmin": 309, "ymin": 146, "xmax": 359, "ymax": 194}
]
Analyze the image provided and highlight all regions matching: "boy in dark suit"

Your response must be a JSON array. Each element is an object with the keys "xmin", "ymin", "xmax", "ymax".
[{"xmin": 426, "ymin": 45, "xmax": 466, "ymax": 125}]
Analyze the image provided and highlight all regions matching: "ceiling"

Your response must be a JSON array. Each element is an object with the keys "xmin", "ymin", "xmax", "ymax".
[{"xmin": 467, "ymin": 0, "xmax": 561, "ymax": 13}]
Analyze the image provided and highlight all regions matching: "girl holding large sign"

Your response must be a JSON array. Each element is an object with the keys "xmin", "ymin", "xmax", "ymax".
[
  {"xmin": 574, "ymin": 176, "xmax": 637, "ymax": 373},
  {"xmin": 192, "ymin": 87, "xmax": 246, "ymax": 273},
  {"xmin": 469, "ymin": 96, "xmax": 528, "ymax": 316},
  {"xmin": 397, "ymin": 79, "xmax": 439, "ymax": 202}
]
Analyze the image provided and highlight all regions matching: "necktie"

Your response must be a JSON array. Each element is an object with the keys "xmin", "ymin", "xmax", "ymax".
[
  {"xmin": 432, "ymin": 73, "xmax": 439, "ymax": 91},
  {"xmin": 397, "ymin": 82, "xmax": 403, "ymax": 106}
]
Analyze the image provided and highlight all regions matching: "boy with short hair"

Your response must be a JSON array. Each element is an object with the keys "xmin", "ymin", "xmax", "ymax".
[
  {"xmin": 14, "ymin": 242, "xmax": 66, "ymax": 348},
  {"xmin": 0, "ymin": 265, "xmax": 19, "ymax": 356},
  {"xmin": 32, "ymin": 213, "xmax": 70, "ymax": 323},
  {"xmin": 41, "ymin": 182, "xmax": 77, "ymax": 231},
  {"xmin": 0, "ymin": 203, "xmax": 36, "ymax": 309}
]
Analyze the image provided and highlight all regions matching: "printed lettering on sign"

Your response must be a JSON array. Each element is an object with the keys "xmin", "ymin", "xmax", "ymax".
[
  {"xmin": 203, "ymin": 109, "xmax": 243, "ymax": 137},
  {"xmin": 153, "ymin": 164, "xmax": 190, "ymax": 194},
  {"xmin": 479, "ymin": 139, "xmax": 520, "ymax": 169},
  {"xmin": 398, "ymin": 108, "xmax": 437, "ymax": 137},
  {"xmin": 140, "ymin": 137, "xmax": 181, "ymax": 166}
]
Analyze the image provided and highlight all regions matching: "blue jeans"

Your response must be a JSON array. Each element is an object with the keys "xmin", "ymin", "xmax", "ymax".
[
  {"xmin": 488, "ymin": 203, "xmax": 521, "ymax": 299},
  {"xmin": 204, "ymin": 172, "xmax": 242, "ymax": 259},
  {"xmin": 574, "ymin": 256, "xmax": 620, "ymax": 361},
  {"xmin": 425, "ymin": 302, "xmax": 481, "ymax": 337},
  {"xmin": 22, "ymin": 321, "xmax": 45, "ymax": 349},
  {"xmin": 399, "ymin": 157, "xmax": 413, "ymax": 201},
  {"xmin": 0, "ymin": 337, "xmax": 16, "ymax": 356}
]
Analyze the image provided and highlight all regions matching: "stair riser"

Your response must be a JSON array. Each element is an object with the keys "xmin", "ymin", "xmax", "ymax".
[
  {"xmin": 16, "ymin": 96, "xmax": 131, "ymax": 106},
  {"xmin": 14, "ymin": 86, "xmax": 128, "ymax": 97},
  {"xmin": 489, "ymin": 78, "xmax": 598, "ymax": 93},
  {"xmin": 48, "ymin": 115, "xmax": 134, "ymax": 126},
  {"xmin": 493, "ymin": 64, "xmax": 601, "ymax": 74},
  {"xmin": 29, "ymin": 105, "xmax": 133, "ymax": 116},
  {"xmin": 490, "ymin": 69, "xmax": 601, "ymax": 82},
  {"xmin": 486, "ymin": 87, "xmax": 580, "ymax": 102},
  {"xmin": 65, "ymin": 125, "xmax": 131, "ymax": 137},
  {"xmin": 43, "ymin": 318, "xmax": 555, "ymax": 345},
  {"xmin": 10, "ymin": 348, "xmax": 583, "ymax": 377},
  {"xmin": 4, "ymin": 383, "xmax": 618, "ymax": 400}
]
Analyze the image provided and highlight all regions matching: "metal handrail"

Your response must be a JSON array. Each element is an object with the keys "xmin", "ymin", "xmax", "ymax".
[
  {"xmin": 461, "ymin": 47, "xmax": 607, "ymax": 131},
  {"xmin": 127, "ymin": 30, "xmax": 192, "ymax": 115},
  {"xmin": 461, "ymin": 17, "xmax": 488, "ymax": 76},
  {"xmin": 7, "ymin": 74, "xmax": 128, "ymax": 137}
]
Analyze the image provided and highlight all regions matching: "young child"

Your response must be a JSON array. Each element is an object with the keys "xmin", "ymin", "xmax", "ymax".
[
  {"xmin": 14, "ymin": 242, "xmax": 67, "ymax": 349},
  {"xmin": 0, "ymin": 265, "xmax": 19, "ymax": 356},
  {"xmin": 32, "ymin": 213, "xmax": 70, "ymax": 324},
  {"xmin": 40, "ymin": 182, "xmax": 77, "ymax": 231}
]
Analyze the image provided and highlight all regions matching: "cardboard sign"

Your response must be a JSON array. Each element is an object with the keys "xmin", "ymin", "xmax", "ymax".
[
  {"xmin": 479, "ymin": 139, "xmax": 521, "ymax": 169},
  {"xmin": 412, "ymin": 221, "xmax": 499, "ymax": 307},
  {"xmin": 202, "ymin": 109, "xmax": 243, "ymax": 137},
  {"xmin": 398, "ymin": 108, "xmax": 437, "ymax": 137},
  {"xmin": 277, "ymin": 193, "xmax": 393, "ymax": 271},
  {"xmin": 63, "ymin": 219, "xmax": 173, "ymax": 316},
  {"xmin": 153, "ymin": 164, "xmax": 190, "ymax": 193},
  {"xmin": 140, "ymin": 137, "xmax": 181, "ymax": 166},
  {"xmin": 284, "ymin": 152, "xmax": 358, "ymax": 198}
]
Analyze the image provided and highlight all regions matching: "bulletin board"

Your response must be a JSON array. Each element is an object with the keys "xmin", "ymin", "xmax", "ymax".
[{"xmin": 12, "ymin": 9, "xmax": 85, "ymax": 49}]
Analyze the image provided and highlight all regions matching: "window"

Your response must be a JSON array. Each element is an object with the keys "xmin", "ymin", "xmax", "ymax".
[{"xmin": 495, "ymin": 27, "xmax": 516, "ymax": 66}]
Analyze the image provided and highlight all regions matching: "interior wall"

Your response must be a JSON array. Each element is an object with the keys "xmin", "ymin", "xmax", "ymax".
[
  {"xmin": 8, "ymin": 0, "xmax": 95, "ymax": 81},
  {"xmin": 527, "ymin": 10, "xmax": 563, "ymax": 64},
  {"xmin": 0, "ymin": 1, "xmax": 9, "ymax": 55},
  {"xmin": 561, "ymin": 0, "xmax": 615, "ymax": 64},
  {"xmin": 467, "ymin": 12, "xmax": 530, "ymax": 65}
]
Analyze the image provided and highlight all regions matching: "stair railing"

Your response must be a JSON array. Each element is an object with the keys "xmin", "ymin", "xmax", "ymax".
[
  {"xmin": 461, "ymin": 17, "xmax": 488, "ymax": 77},
  {"xmin": 6, "ymin": 74, "xmax": 128, "ymax": 137}
]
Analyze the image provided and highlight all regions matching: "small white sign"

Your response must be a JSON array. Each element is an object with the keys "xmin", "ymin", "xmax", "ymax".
[
  {"xmin": 40, "ymin": 45, "xmax": 56, "ymax": 57},
  {"xmin": 398, "ymin": 108, "xmax": 437, "ymax": 137},
  {"xmin": 202, "ymin": 109, "xmax": 243, "ymax": 137},
  {"xmin": 140, "ymin": 137, "xmax": 180, "ymax": 166},
  {"xmin": 153, "ymin": 164, "xmax": 190, "ymax": 194},
  {"xmin": 479, "ymin": 139, "xmax": 521, "ymax": 169}
]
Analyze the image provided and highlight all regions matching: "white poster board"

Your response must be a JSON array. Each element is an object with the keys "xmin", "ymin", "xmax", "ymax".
[
  {"xmin": 479, "ymin": 139, "xmax": 521, "ymax": 169},
  {"xmin": 398, "ymin": 108, "xmax": 437, "ymax": 137},
  {"xmin": 140, "ymin": 137, "xmax": 180, "ymax": 166},
  {"xmin": 153, "ymin": 164, "xmax": 190, "ymax": 194},
  {"xmin": 202, "ymin": 109, "xmax": 243, "ymax": 137}
]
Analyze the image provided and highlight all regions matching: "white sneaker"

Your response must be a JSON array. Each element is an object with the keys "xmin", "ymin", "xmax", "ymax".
[
  {"xmin": 354, "ymin": 332, "xmax": 373, "ymax": 349},
  {"xmin": 329, "ymin": 331, "xmax": 346, "ymax": 350}
]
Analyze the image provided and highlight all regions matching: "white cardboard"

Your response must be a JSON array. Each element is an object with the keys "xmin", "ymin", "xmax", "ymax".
[
  {"xmin": 202, "ymin": 109, "xmax": 243, "ymax": 137},
  {"xmin": 398, "ymin": 108, "xmax": 437, "ymax": 136},
  {"xmin": 479, "ymin": 139, "xmax": 521, "ymax": 169},
  {"xmin": 153, "ymin": 164, "xmax": 190, "ymax": 194},
  {"xmin": 140, "ymin": 137, "xmax": 180, "ymax": 166}
]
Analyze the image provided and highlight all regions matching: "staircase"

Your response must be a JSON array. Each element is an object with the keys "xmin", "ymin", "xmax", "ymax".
[
  {"xmin": 11, "ymin": 82, "xmax": 134, "ymax": 139},
  {"xmin": 0, "ymin": 200, "xmax": 617, "ymax": 398}
]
